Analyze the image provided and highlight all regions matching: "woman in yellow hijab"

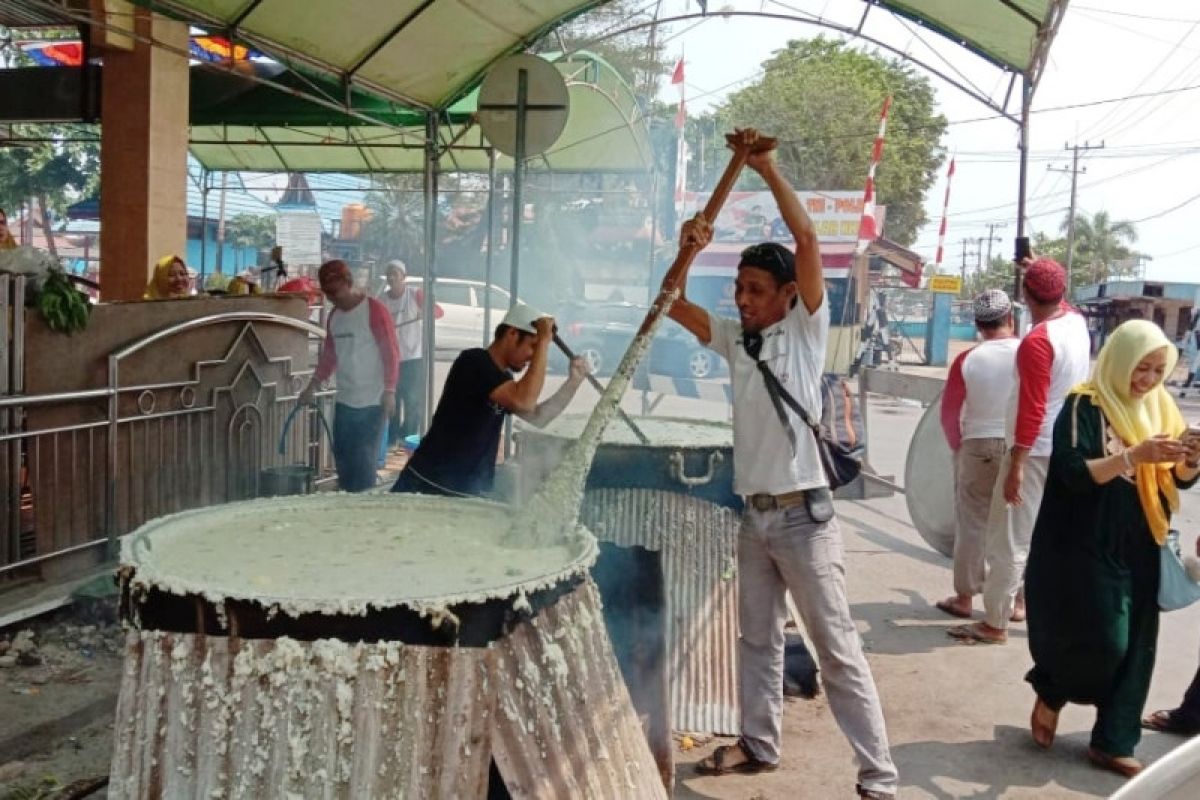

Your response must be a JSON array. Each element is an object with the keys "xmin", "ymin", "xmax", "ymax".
[
  {"xmin": 1025, "ymin": 319, "xmax": 1200, "ymax": 777},
  {"xmin": 144, "ymin": 255, "xmax": 192, "ymax": 299}
]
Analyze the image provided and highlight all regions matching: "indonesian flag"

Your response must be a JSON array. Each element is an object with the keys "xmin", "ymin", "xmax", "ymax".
[
  {"xmin": 671, "ymin": 58, "xmax": 685, "ymax": 85},
  {"xmin": 855, "ymin": 96, "xmax": 892, "ymax": 256}
]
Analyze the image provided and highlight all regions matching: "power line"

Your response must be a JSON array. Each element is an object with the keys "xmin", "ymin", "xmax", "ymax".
[
  {"xmin": 1130, "ymin": 189, "xmax": 1200, "ymax": 224},
  {"xmin": 1072, "ymin": 5, "xmax": 1200, "ymax": 24}
]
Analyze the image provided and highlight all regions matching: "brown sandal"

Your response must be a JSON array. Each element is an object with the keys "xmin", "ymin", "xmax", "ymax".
[
  {"xmin": 1031, "ymin": 698, "xmax": 1059, "ymax": 749},
  {"xmin": 1087, "ymin": 747, "xmax": 1143, "ymax": 778},
  {"xmin": 695, "ymin": 742, "xmax": 779, "ymax": 776}
]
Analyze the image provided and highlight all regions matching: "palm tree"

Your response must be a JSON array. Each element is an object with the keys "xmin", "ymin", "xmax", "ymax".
[{"xmin": 1061, "ymin": 210, "xmax": 1140, "ymax": 284}]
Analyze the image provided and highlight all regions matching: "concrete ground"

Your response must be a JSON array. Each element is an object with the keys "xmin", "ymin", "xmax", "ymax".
[{"xmin": 656, "ymin": 381, "xmax": 1200, "ymax": 799}]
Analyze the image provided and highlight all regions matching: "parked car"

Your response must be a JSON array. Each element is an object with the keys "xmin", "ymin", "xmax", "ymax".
[
  {"xmin": 387, "ymin": 277, "xmax": 515, "ymax": 356},
  {"xmin": 550, "ymin": 301, "xmax": 727, "ymax": 380}
]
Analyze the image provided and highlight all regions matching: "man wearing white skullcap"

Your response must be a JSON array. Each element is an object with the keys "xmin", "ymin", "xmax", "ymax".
[{"xmin": 934, "ymin": 289, "xmax": 1020, "ymax": 619}]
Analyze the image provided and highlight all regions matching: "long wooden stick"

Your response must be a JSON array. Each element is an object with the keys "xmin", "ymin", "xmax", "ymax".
[
  {"xmin": 637, "ymin": 129, "xmax": 777, "ymax": 337},
  {"xmin": 553, "ymin": 332, "xmax": 650, "ymax": 444},
  {"xmin": 509, "ymin": 129, "xmax": 776, "ymax": 547}
]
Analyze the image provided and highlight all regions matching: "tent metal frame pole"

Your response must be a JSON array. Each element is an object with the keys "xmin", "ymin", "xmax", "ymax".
[
  {"xmin": 1014, "ymin": 74, "xmax": 1031, "ymax": 303},
  {"xmin": 421, "ymin": 112, "xmax": 440, "ymax": 435},
  {"xmin": 199, "ymin": 167, "xmax": 209, "ymax": 284},
  {"xmin": 484, "ymin": 147, "xmax": 498, "ymax": 346},
  {"xmin": 502, "ymin": 68, "xmax": 529, "ymax": 461}
]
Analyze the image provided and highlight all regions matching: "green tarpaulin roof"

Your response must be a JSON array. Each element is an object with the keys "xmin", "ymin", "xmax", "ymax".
[
  {"xmin": 141, "ymin": 0, "xmax": 1068, "ymax": 113},
  {"xmin": 878, "ymin": 1, "xmax": 1068, "ymax": 88},
  {"xmin": 187, "ymin": 52, "xmax": 654, "ymax": 173}
]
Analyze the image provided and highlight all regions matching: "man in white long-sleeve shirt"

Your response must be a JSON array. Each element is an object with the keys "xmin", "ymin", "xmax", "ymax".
[{"xmin": 934, "ymin": 289, "xmax": 1019, "ymax": 619}]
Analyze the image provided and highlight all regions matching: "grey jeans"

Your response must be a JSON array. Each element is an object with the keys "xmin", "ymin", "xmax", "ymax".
[{"xmin": 738, "ymin": 502, "xmax": 898, "ymax": 794}]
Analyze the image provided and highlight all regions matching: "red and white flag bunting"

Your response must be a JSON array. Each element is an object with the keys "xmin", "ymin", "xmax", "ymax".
[
  {"xmin": 934, "ymin": 157, "xmax": 956, "ymax": 269},
  {"xmin": 673, "ymin": 56, "xmax": 688, "ymax": 203},
  {"xmin": 855, "ymin": 96, "xmax": 892, "ymax": 256}
]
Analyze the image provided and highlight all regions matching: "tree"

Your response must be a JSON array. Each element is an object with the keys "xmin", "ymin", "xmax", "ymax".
[
  {"xmin": 225, "ymin": 214, "xmax": 276, "ymax": 251},
  {"xmin": 702, "ymin": 37, "xmax": 947, "ymax": 245},
  {"xmin": 1061, "ymin": 210, "xmax": 1142, "ymax": 285},
  {"xmin": 360, "ymin": 173, "xmax": 428, "ymax": 272},
  {"xmin": 0, "ymin": 125, "xmax": 100, "ymax": 259}
]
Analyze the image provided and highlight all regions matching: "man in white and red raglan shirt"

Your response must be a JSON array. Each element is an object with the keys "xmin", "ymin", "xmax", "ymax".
[
  {"xmin": 935, "ymin": 289, "xmax": 1019, "ymax": 620},
  {"xmin": 950, "ymin": 257, "xmax": 1091, "ymax": 644},
  {"xmin": 301, "ymin": 259, "xmax": 400, "ymax": 492}
]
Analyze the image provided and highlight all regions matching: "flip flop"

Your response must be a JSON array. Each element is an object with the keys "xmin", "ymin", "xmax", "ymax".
[
  {"xmin": 695, "ymin": 742, "xmax": 779, "ymax": 776},
  {"xmin": 1087, "ymin": 747, "xmax": 1143, "ymax": 778},
  {"xmin": 1142, "ymin": 709, "xmax": 1200, "ymax": 736},
  {"xmin": 947, "ymin": 623, "xmax": 1007, "ymax": 645},
  {"xmin": 935, "ymin": 598, "xmax": 972, "ymax": 619}
]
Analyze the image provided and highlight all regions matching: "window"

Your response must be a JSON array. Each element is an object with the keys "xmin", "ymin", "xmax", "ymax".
[
  {"xmin": 435, "ymin": 282, "xmax": 472, "ymax": 306},
  {"xmin": 486, "ymin": 286, "xmax": 511, "ymax": 310}
]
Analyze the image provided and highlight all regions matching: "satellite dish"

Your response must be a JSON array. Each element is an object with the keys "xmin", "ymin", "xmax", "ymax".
[
  {"xmin": 477, "ymin": 54, "xmax": 569, "ymax": 157},
  {"xmin": 904, "ymin": 395, "xmax": 957, "ymax": 558}
]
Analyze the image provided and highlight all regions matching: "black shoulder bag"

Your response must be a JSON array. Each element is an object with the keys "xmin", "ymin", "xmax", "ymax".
[{"xmin": 743, "ymin": 333, "xmax": 862, "ymax": 490}]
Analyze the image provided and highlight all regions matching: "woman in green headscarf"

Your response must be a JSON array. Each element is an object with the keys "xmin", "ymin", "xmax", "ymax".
[{"xmin": 1025, "ymin": 319, "xmax": 1200, "ymax": 777}]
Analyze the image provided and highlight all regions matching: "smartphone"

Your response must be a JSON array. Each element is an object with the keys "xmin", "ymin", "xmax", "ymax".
[{"xmin": 1015, "ymin": 236, "xmax": 1032, "ymax": 262}]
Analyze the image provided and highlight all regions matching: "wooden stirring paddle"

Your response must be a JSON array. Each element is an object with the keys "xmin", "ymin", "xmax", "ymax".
[{"xmin": 508, "ymin": 128, "xmax": 778, "ymax": 547}]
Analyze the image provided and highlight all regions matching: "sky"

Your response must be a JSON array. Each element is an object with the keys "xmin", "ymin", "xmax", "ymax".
[{"xmin": 650, "ymin": 0, "xmax": 1200, "ymax": 283}]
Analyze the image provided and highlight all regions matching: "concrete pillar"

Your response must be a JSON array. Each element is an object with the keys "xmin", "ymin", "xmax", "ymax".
[
  {"xmin": 925, "ymin": 291, "xmax": 952, "ymax": 367},
  {"xmin": 98, "ymin": 6, "xmax": 189, "ymax": 301}
]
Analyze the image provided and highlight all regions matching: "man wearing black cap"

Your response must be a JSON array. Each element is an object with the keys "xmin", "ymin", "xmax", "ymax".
[
  {"xmin": 935, "ymin": 289, "xmax": 1018, "ymax": 619},
  {"xmin": 669, "ymin": 141, "xmax": 897, "ymax": 799}
]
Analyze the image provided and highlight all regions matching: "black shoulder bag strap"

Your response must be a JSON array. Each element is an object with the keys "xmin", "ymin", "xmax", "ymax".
[{"xmin": 743, "ymin": 333, "xmax": 820, "ymax": 454}]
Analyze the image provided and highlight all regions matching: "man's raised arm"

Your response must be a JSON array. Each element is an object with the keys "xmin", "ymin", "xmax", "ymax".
[{"xmin": 749, "ymin": 153, "xmax": 823, "ymax": 313}]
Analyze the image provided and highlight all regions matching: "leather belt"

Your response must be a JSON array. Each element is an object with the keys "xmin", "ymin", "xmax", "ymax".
[{"xmin": 746, "ymin": 490, "xmax": 808, "ymax": 512}]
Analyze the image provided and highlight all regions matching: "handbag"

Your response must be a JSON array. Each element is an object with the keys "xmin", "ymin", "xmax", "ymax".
[
  {"xmin": 1159, "ymin": 529, "xmax": 1200, "ymax": 611},
  {"xmin": 743, "ymin": 335, "xmax": 862, "ymax": 490}
]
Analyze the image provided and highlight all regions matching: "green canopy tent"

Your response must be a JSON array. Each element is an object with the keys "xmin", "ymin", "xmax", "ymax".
[{"xmin": 187, "ymin": 52, "xmax": 654, "ymax": 174}]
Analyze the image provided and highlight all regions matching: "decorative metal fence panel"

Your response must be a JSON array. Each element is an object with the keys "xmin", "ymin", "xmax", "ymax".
[{"xmin": 1, "ymin": 286, "xmax": 330, "ymax": 579}]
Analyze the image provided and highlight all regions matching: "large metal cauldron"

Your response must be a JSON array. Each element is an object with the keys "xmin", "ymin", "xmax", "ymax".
[
  {"xmin": 517, "ymin": 416, "xmax": 741, "ymax": 738},
  {"xmin": 110, "ymin": 494, "xmax": 666, "ymax": 799}
]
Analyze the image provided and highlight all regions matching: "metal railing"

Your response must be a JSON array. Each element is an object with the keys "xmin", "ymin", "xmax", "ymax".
[{"xmin": 1, "ymin": 279, "xmax": 333, "ymax": 579}]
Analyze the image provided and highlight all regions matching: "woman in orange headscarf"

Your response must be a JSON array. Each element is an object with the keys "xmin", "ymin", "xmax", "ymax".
[
  {"xmin": 144, "ymin": 255, "xmax": 192, "ymax": 299},
  {"xmin": 1025, "ymin": 319, "xmax": 1200, "ymax": 777}
]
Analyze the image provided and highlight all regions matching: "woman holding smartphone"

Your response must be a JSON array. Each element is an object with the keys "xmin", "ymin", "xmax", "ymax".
[{"xmin": 1023, "ymin": 319, "xmax": 1200, "ymax": 778}]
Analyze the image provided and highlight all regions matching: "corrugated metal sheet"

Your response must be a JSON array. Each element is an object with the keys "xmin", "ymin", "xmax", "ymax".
[
  {"xmin": 109, "ymin": 632, "xmax": 495, "ymax": 798},
  {"xmin": 581, "ymin": 488, "xmax": 741, "ymax": 736},
  {"xmin": 109, "ymin": 581, "xmax": 664, "ymax": 799},
  {"xmin": 490, "ymin": 580, "xmax": 668, "ymax": 799}
]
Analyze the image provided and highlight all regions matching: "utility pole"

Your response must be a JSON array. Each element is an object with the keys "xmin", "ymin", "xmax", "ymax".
[
  {"xmin": 1049, "ymin": 141, "xmax": 1105, "ymax": 295},
  {"xmin": 960, "ymin": 238, "xmax": 978, "ymax": 294},
  {"xmin": 984, "ymin": 222, "xmax": 1007, "ymax": 267}
]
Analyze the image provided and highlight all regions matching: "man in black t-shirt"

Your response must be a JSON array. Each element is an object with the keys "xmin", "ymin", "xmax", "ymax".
[{"xmin": 391, "ymin": 303, "xmax": 588, "ymax": 497}]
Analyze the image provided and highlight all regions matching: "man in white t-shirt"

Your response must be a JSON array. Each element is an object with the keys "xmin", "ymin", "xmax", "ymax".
[
  {"xmin": 673, "ymin": 137, "xmax": 897, "ymax": 799},
  {"xmin": 935, "ymin": 289, "xmax": 1019, "ymax": 619},
  {"xmin": 300, "ymin": 260, "xmax": 399, "ymax": 492},
  {"xmin": 378, "ymin": 260, "xmax": 438, "ymax": 443},
  {"xmin": 949, "ymin": 257, "xmax": 1091, "ymax": 645}
]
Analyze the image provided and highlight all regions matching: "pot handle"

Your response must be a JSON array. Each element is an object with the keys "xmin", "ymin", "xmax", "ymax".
[{"xmin": 669, "ymin": 450, "xmax": 723, "ymax": 487}]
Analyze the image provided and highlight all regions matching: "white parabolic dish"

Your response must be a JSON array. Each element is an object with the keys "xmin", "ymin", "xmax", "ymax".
[{"xmin": 121, "ymin": 494, "xmax": 597, "ymax": 618}]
